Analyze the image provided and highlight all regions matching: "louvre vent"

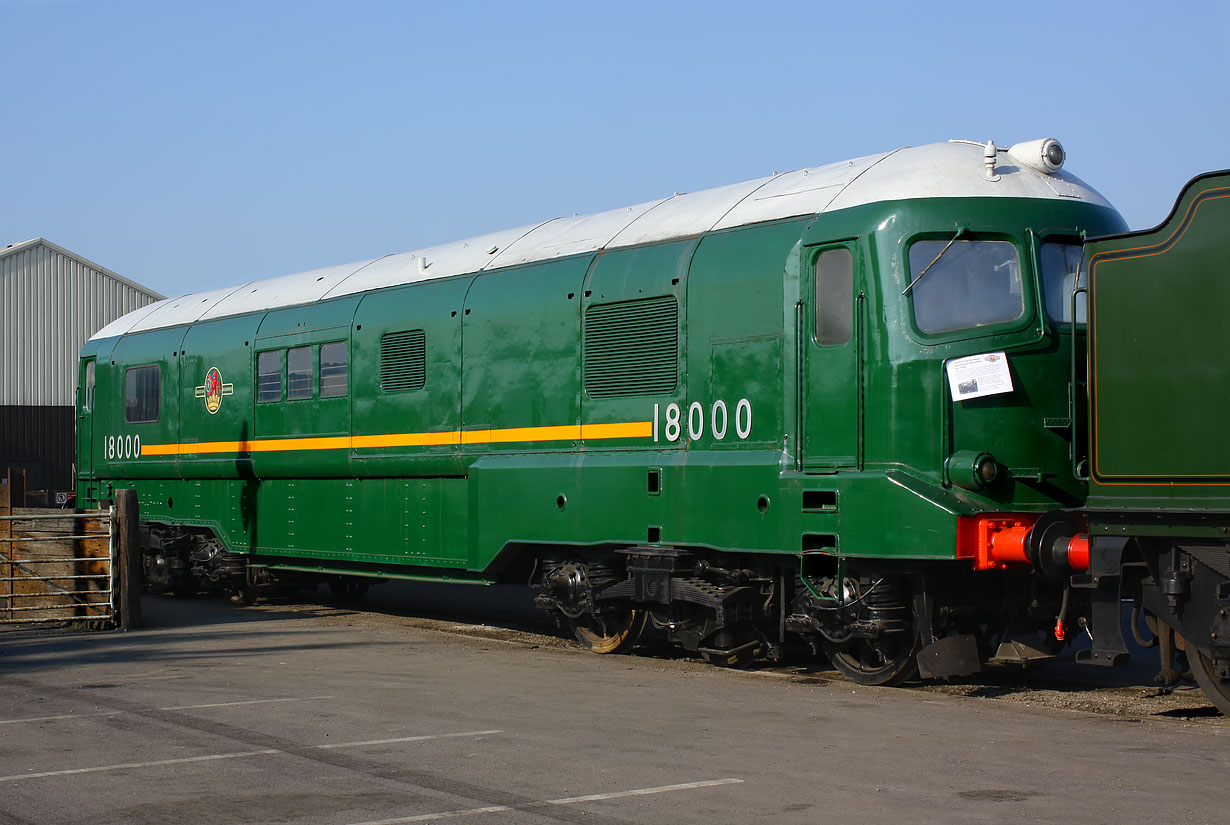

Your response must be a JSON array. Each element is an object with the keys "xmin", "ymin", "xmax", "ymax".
[
  {"xmin": 584, "ymin": 297, "xmax": 678, "ymax": 398},
  {"xmin": 380, "ymin": 329, "xmax": 426, "ymax": 392}
]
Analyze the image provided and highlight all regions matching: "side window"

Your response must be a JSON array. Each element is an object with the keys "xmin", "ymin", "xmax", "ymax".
[
  {"xmin": 123, "ymin": 365, "xmax": 160, "ymax": 423},
  {"xmin": 84, "ymin": 360, "xmax": 96, "ymax": 412},
  {"xmin": 320, "ymin": 342, "xmax": 348, "ymax": 398},
  {"xmin": 257, "ymin": 350, "xmax": 282, "ymax": 403},
  {"xmin": 287, "ymin": 346, "xmax": 313, "ymax": 400},
  {"xmin": 815, "ymin": 248, "xmax": 854, "ymax": 346}
]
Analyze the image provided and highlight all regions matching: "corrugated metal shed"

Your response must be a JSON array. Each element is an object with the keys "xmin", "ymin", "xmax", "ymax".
[{"xmin": 1, "ymin": 238, "xmax": 163, "ymax": 406}]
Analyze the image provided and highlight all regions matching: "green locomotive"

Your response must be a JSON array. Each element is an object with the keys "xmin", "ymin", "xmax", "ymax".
[
  {"xmin": 1031, "ymin": 170, "xmax": 1230, "ymax": 713},
  {"xmin": 76, "ymin": 138, "xmax": 1127, "ymax": 684}
]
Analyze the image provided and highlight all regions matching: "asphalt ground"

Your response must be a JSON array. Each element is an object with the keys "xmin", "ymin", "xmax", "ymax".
[{"xmin": 1, "ymin": 583, "xmax": 1227, "ymax": 825}]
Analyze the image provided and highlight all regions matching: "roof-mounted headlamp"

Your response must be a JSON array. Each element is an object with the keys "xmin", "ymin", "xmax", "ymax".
[{"xmin": 1008, "ymin": 138, "xmax": 1065, "ymax": 175}]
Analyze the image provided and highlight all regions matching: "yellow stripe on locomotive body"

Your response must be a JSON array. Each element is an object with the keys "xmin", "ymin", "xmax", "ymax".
[{"xmin": 135, "ymin": 421, "xmax": 654, "ymax": 457}]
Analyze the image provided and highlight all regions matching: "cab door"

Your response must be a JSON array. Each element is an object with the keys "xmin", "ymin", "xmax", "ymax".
[
  {"xmin": 802, "ymin": 242, "xmax": 862, "ymax": 470},
  {"xmin": 75, "ymin": 357, "xmax": 96, "ymax": 489}
]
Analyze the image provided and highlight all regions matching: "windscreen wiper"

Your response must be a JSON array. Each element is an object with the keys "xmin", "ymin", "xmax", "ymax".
[{"xmin": 902, "ymin": 227, "xmax": 965, "ymax": 295}]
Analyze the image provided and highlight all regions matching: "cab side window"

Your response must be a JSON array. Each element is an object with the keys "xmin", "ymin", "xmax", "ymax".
[{"xmin": 1040, "ymin": 241, "xmax": 1086, "ymax": 324}]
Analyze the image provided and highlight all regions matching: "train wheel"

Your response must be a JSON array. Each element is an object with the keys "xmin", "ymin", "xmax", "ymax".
[
  {"xmin": 573, "ymin": 610, "xmax": 647, "ymax": 654},
  {"xmin": 820, "ymin": 633, "xmax": 920, "ymax": 686},
  {"xmin": 1184, "ymin": 640, "xmax": 1230, "ymax": 716},
  {"xmin": 817, "ymin": 576, "xmax": 920, "ymax": 686}
]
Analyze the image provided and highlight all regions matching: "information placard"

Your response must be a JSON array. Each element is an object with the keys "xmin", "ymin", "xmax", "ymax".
[{"xmin": 945, "ymin": 352, "xmax": 1013, "ymax": 401}]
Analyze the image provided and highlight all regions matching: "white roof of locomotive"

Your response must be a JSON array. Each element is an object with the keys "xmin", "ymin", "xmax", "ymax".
[{"xmin": 91, "ymin": 139, "xmax": 1115, "ymax": 340}]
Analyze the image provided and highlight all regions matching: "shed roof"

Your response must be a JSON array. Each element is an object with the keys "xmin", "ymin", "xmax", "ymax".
[{"xmin": 1, "ymin": 238, "xmax": 164, "ymax": 301}]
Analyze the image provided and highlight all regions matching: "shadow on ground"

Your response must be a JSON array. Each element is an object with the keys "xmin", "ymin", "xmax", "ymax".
[{"xmin": 3, "ymin": 577, "xmax": 1222, "ymax": 721}]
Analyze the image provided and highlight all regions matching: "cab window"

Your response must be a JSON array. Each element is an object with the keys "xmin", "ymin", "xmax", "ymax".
[
  {"xmin": 909, "ymin": 239, "xmax": 1022, "ymax": 334},
  {"xmin": 1040, "ymin": 242, "xmax": 1086, "ymax": 324}
]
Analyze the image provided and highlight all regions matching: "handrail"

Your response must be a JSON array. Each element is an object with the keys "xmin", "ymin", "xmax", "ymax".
[{"xmin": 1071, "ymin": 283, "xmax": 1090, "ymax": 482}]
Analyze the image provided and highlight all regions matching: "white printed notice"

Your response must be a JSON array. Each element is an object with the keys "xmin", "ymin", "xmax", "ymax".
[{"xmin": 945, "ymin": 352, "xmax": 1013, "ymax": 401}]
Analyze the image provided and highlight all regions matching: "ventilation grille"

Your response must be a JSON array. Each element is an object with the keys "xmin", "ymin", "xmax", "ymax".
[
  {"xmin": 584, "ymin": 297, "xmax": 678, "ymax": 398},
  {"xmin": 380, "ymin": 330, "xmax": 426, "ymax": 392}
]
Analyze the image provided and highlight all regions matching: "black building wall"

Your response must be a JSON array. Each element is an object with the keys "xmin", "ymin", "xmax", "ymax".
[{"xmin": 0, "ymin": 405, "xmax": 74, "ymax": 492}]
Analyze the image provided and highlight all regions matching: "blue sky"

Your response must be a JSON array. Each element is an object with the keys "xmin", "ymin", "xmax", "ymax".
[{"xmin": 2, "ymin": 0, "xmax": 1226, "ymax": 297}]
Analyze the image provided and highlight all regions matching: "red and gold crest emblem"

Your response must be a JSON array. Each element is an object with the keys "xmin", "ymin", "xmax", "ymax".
[{"xmin": 195, "ymin": 367, "xmax": 233, "ymax": 414}]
